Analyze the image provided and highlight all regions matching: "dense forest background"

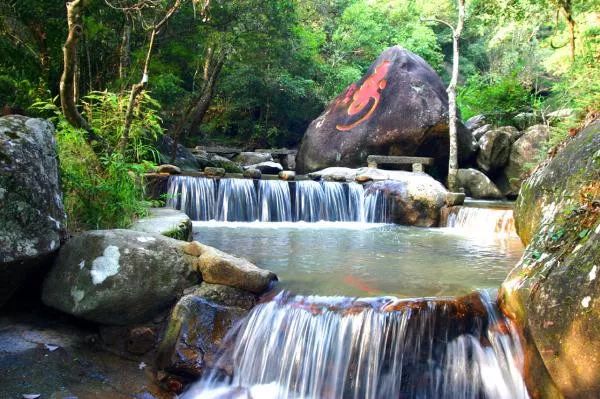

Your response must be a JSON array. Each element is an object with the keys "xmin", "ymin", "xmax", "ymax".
[{"xmin": 1, "ymin": 0, "xmax": 598, "ymax": 229}]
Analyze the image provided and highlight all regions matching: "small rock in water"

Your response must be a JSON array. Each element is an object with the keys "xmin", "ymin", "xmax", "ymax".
[
  {"xmin": 204, "ymin": 167, "xmax": 226, "ymax": 177},
  {"xmin": 279, "ymin": 171, "xmax": 296, "ymax": 181},
  {"xmin": 243, "ymin": 168, "xmax": 262, "ymax": 179},
  {"xmin": 156, "ymin": 164, "xmax": 181, "ymax": 174}
]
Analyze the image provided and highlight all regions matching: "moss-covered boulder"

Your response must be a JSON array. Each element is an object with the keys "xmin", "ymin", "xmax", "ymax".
[
  {"xmin": 0, "ymin": 115, "xmax": 67, "ymax": 306},
  {"xmin": 500, "ymin": 121, "xmax": 600, "ymax": 398},
  {"xmin": 42, "ymin": 229, "xmax": 199, "ymax": 325},
  {"xmin": 456, "ymin": 168, "xmax": 504, "ymax": 199}
]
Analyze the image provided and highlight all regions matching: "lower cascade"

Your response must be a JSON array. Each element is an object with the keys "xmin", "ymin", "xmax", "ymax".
[
  {"xmin": 184, "ymin": 291, "xmax": 528, "ymax": 399},
  {"xmin": 444, "ymin": 207, "xmax": 516, "ymax": 237},
  {"xmin": 166, "ymin": 175, "xmax": 390, "ymax": 223}
]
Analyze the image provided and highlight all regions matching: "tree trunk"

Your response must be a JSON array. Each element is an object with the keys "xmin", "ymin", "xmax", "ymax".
[
  {"xmin": 119, "ymin": 22, "xmax": 131, "ymax": 80},
  {"xmin": 566, "ymin": 14, "xmax": 575, "ymax": 62},
  {"xmin": 446, "ymin": 0, "xmax": 465, "ymax": 192},
  {"xmin": 60, "ymin": 0, "xmax": 89, "ymax": 131},
  {"xmin": 170, "ymin": 47, "xmax": 226, "ymax": 161}
]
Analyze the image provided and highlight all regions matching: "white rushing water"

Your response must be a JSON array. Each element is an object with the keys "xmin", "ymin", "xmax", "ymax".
[
  {"xmin": 444, "ymin": 207, "xmax": 517, "ymax": 237},
  {"xmin": 166, "ymin": 176, "xmax": 390, "ymax": 223},
  {"xmin": 183, "ymin": 291, "xmax": 529, "ymax": 399}
]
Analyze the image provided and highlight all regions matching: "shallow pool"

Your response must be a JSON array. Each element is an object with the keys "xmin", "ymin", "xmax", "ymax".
[{"xmin": 193, "ymin": 221, "xmax": 523, "ymax": 297}]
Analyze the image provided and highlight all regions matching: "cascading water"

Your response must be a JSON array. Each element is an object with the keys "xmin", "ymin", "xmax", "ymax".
[
  {"xmin": 167, "ymin": 176, "xmax": 388, "ymax": 223},
  {"xmin": 259, "ymin": 180, "xmax": 292, "ymax": 222},
  {"xmin": 444, "ymin": 207, "xmax": 516, "ymax": 237},
  {"xmin": 183, "ymin": 291, "xmax": 529, "ymax": 399}
]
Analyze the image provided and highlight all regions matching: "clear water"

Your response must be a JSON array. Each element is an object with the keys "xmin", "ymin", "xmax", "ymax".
[{"xmin": 192, "ymin": 222, "xmax": 523, "ymax": 297}]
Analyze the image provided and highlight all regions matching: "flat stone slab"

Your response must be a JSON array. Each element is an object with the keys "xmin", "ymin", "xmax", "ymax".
[
  {"xmin": 130, "ymin": 208, "xmax": 192, "ymax": 241},
  {"xmin": 366, "ymin": 155, "xmax": 435, "ymax": 166},
  {"xmin": 255, "ymin": 148, "xmax": 298, "ymax": 155}
]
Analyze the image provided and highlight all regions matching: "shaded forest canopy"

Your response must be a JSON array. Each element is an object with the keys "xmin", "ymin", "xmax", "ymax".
[{"xmin": 1, "ymin": 0, "xmax": 598, "ymax": 148}]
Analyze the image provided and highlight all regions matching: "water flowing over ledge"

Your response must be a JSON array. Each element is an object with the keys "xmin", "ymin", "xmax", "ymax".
[
  {"xmin": 166, "ymin": 175, "xmax": 391, "ymax": 223},
  {"xmin": 443, "ymin": 206, "xmax": 517, "ymax": 237},
  {"xmin": 183, "ymin": 291, "xmax": 529, "ymax": 399}
]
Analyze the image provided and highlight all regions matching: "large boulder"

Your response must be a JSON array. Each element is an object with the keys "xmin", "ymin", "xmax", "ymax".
[
  {"xmin": 234, "ymin": 152, "xmax": 273, "ymax": 166},
  {"xmin": 157, "ymin": 135, "xmax": 200, "ymax": 171},
  {"xmin": 500, "ymin": 121, "xmax": 600, "ymax": 398},
  {"xmin": 0, "ymin": 115, "xmax": 67, "ymax": 306},
  {"xmin": 156, "ymin": 283, "xmax": 255, "ymax": 377},
  {"xmin": 476, "ymin": 127, "xmax": 513, "ymax": 174},
  {"xmin": 456, "ymin": 168, "xmax": 504, "ymax": 199},
  {"xmin": 42, "ymin": 229, "xmax": 199, "ymax": 325},
  {"xmin": 296, "ymin": 46, "xmax": 476, "ymax": 175},
  {"xmin": 496, "ymin": 124, "xmax": 549, "ymax": 197},
  {"xmin": 182, "ymin": 241, "xmax": 277, "ymax": 294},
  {"xmin": 464, "ymin": 114, "xmax": 487, "ymax": 131},
  {"xmin": 244, "ymin": 161, "xmax": 283, "ymax": 175},
  {"xmin": 365, "ymin": 173, "xmax": 448, "ymax": 227}
]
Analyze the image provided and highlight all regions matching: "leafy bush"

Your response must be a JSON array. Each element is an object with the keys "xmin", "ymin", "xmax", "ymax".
[
  {"xmin": 32, "ymin": 93, "xmax": 162, "ymax": 231},
  {"xmin": 458, "ymin": 72, "xmax": 538, "ymax": 126}
]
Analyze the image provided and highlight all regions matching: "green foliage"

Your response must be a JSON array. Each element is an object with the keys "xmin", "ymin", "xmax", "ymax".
[{"xmin": 457, "ymin": 72, "xmax": 538, "ymax": 125}]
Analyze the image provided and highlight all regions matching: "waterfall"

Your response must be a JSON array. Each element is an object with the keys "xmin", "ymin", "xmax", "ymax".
[
  {"xmin": 445, "ymin": 207, "xmax": 516, "ymax": 236},
  {"xmin": 259, "ymin": 180, "xmax": 292, "ymax": 222},
  {"xmin": 167, "ymin": 176, "xmax": 392, "ymax": 223},
  {"xmin": 216, "ymin": 178, "xmax": 258, "ymax": 222},
  {"xmin": 166, "ymin": 175, "xmax": 216, "ymax": 221},
  {"xmin": 183, "ymin": 291, "xmax": 529, "ymax": 399}
]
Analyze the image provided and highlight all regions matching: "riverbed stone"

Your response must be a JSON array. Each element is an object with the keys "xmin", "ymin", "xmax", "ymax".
[
  {"xmin": 456, "ymin": 168, "xmax": 504, "ymax": 199},
  {"xmin": 296, "ymin": 46, "xmax": 477, "ymax": 175},
  {"xmin": 244, "ymin": 161, "xmax": 283, "ymax": 175},
  {"xmin": 183, "ymin": 241, "xmax": 277, "ymax": 294},
  {"xmin": 243, "ymin": 168, "xmax": 262, "ymax": 179},
  {"xmin": 476, "ymin": 127, "xmax": 513, "ymax": 174},
  {"xmin": 204, "ymin": 167, "xmax": 225, "ymax": 177},
  {"xmin": 464, "ymin": 114, "xmax": 487, "ymax": 131},
  {"xmin": 130, "ymin": 208, "xmax": 192, "ymax": 241},
  {"xmin": 156, "ymin": 284, "xmax": 251, "ymax": 377},
  {"xmin": 234, "ymin": 152, "xmax": 273, "ymax": 166},
  {"xmin": 365, "ymin": 173, "xmax": 448, "ymax": 227},
  {"xmin": 279, "ymin": 170, "xmax": 296, "ymax": 181},
  {"xmin": 156, "ymin": 164, "xmax": 181, "ymax": 174},
  {"xmin": 0, "ymin": 115, "xmax": 67, "ymax": 306},
  {"xmin": 471, "ymin": 124, "xmax": 492, "ymax": 141},
  {"xmin": 157, "ymin": 135, "xmax": 200, "ymax": 171},
  {"xmin": 496, "ymin": 124, "xmax": 549, "ymax": 197},
  {"xmin": 42, "ymin": 229, "xmax": 199, "ymax": 325},
  {"xmin": 500, "ymin": 121, "xmax": 600, "ymax": 398}
]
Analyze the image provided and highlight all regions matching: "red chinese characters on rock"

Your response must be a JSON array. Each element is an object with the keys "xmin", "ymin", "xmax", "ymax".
[{"xmin": 336, "ymin": 60, "xmax": 391, "ymax": 131}]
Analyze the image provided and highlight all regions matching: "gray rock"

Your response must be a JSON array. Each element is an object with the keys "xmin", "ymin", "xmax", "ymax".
[
  {"xmin": 157, "ymin": 135, "xmax": 200, "ymax": 171},
  {"xmin": 182, "ymin": 241, "xmax": 277, "ymax": 294},
  {"xmin": 445, "ymin": 192, "xmax": 466, "ymax": 206},
  {"xmin": 547, "ymin": 108, "xmax": 574, "ymax": 120},
  {"xmin": 204, "ymin": 167, "xmax": 226, "ymax": 177},
  {"xmin": 456, "ymin": 168, "xmax": 504, "ymax": 199},
  {"xmin": 365, "ymin": 173, "xmax": 448, "ymax": 227},
  {"xmin": 234, "ymin": 152, "xmax": 273, "ymax": 166},
  {"xmin": 472, "ymin": 124, "xmax": 492, "ymax": 141},
  {"xmin": 243, "ymin": 168, "xmax": 262, "ymax": 179},
  {"xmin": 500, "ymin": 121, "xmax": 600, "ymax": 398},
  {"xmin": 209, "ymin": 154, "xmax": 243, "ymax": 173},
  {"xmin": 0, "ymin": 115, "xmax": 67, "ymax": 306},
  {"xmin": 244, "ymin": 161, "xmax": 283, "ymax": 175},
  {"xmin": 186, "ymin": 282, "xmax": 256, "ymax": 310},
  {"xmin": 156, "ymin": 164, "xmax": 181, "ymax": 174},
  {"xmin": 464, "ymin": 114, "xmax": 487, "ymax": 131},
  {"xmin": 42, "ymin": 229, "xmax": 199, "ymax": 325},
  {"xmin": 513, "ymin": 112, "xmax": 539, "ymax": 130},
  {"xmin": 476, "ymin": 128, "xmax": 513, "ymax": 174},
  {"xmin": 156, "ymin": 286, "xmax": 250, "ymax": 377},
  {"xmin": 130, "ymin": 208, "xmax": 192, "ymax": 241},
  {"xmin": 497, "ymin": 124, "xmax": 549, "ymax": 197}
]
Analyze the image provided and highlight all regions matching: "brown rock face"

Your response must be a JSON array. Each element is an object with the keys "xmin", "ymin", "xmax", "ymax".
[
  {"xmin": 500, "ymin": 121, "xmax": 600, "ymax": 398},
  {"xmin": 296, "ymin": 46, "xmax": 476, "ymax": 175}
]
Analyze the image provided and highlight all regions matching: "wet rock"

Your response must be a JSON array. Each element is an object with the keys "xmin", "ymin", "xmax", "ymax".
[
  {"xmin": 203, "ymin": 167, "xmax": 225, "ymax": 177},
  {"xmin": 157, "ymin": 135, "xmax": 200, "ymax": 171},
  {"xmin": 244, "ymin": 161, "xmax": 283, "ymax": 175},
  {"xmin": 365, "ymin": 174, "xmax": 448, "ymax": 227},
  {"xmin": 156, "ymin": 164, "xmax": 181, "ymax": 174},
  {"xmin": 296, "ymin": 46, "xmax": 476, "ymax": 174},
  {"xmin": 496, "ymin": 124, "xmax": 549, "ymax": 197},
  {"xmin": 243, "ymin": 168, "xmax": 262, "ymax": 179},
  {"xmin": 0, "ymin": 115, "xmax": 67, "ymax": 306},
  {"xmin": 471, "ymin": 124, "xmax": 492, "ymax": 141},
  {"xmin": 143, "ymin": 173, "xmax": 170, "ymax": 201},
  {"xmin": 445, "ymin": 192, "xmax": 466, "ymax": 206},
  {"xmin": 456, "ymin": 168, "xmax": 504, "ymax": 199},
  {"xmin": 156, "ymin": 285, "xmax": 251, "ymax": 377},
  {"xmin": 130, "ymin": 208, "xmax": 192, "ymax": 241},
  {"xmin": 464, "ymin": 114, "xmax": 487, "ymax": 131},
  {"xmin": 209, "ymin": 155, "xmax": 243, "ymax": 173},
  {"xmin": 234, "ymin": 152, "xmax": 273, "ymax": 166},
  {"xmin": 183, "ymin": 241, "xmax": 277, "ymax": 294},
  {"xmin": 476, "ymin": 127, "xmax": 513, "ymax": 174},
  {"xmin": 42, "ymin": 229, "xmax": 199, "ymax": 325},
  {"xmin": 500, "ymin": 121, "xmax": 600, "ymax": 398},
  {"xmin": 278, "ymin": 171, "xmax": 296, "ymax": 181},
  {"xmin": 127, "ymin": 327, "xmax": 156, "ymax": 355}
]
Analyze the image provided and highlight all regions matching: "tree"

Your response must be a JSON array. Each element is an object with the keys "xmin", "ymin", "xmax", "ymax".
[{"xmin": 423, "ymin": 0, "xmax": 465, "ymax": 191}]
